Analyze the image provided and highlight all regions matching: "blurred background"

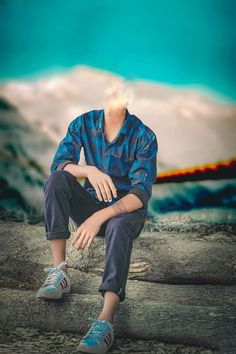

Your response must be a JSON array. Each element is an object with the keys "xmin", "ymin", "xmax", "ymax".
[{"xmin": 0, "ymin": 0, "xmax": 235, "ymax": 223}]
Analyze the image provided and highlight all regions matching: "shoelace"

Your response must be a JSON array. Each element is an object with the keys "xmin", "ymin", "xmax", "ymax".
[
  {"xmin": 43, "ymin": 260, "xmax": 68, "ymax": 286},
  {"xmin": 83, "ymin": 316, "xmax": 113, "ymax": 344}
]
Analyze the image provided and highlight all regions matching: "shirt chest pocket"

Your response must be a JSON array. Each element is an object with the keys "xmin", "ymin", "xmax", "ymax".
[{"xmin": 109, "ymin": 150, "xmax": 133, "ymax": 176}]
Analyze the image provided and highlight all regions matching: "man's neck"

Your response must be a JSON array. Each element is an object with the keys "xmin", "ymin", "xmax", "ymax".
[
  {"xmin": 103, "ymin": 106, "xmax": 127, "ymax": 142},
  {"xmin": 104, "ymin": 107, "xmax": 127, "ymax": 126}
]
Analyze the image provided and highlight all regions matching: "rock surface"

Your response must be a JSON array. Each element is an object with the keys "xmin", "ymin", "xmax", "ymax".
[{"xmin": 0, "ymin": 213, "xmax": 236, "ymax": 353}]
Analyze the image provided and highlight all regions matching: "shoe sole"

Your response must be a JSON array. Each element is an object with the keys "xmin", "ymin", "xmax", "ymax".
[
  {"xmin": 36, "ymin": 285, "xmax": 71, "ymax": 300},
  {"xmin": 76, "ymin": 343, "xmax": 114, "ymax": 354},
  {"xmin": 76, "ymin": 332, "xmax": 114, "ymax": 353}
]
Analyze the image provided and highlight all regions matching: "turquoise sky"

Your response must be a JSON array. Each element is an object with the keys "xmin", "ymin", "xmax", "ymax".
[{"xmin": 0, "ymin": 0, "xmax": 235, "ymax": 101}]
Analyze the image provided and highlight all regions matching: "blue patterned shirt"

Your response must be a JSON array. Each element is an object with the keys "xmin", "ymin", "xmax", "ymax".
[{"xmin": 50, "ymin": 108, "xmax": 158, "ymax": 217}]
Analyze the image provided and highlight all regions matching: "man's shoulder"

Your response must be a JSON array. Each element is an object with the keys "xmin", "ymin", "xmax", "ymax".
[
  {"xmin": 70, "ymin": 109, "xmax": 100, "ymax": 127},
  {"xmin": 74, "ymin": 109, "xmax": 99, "ymax": 121},
  {"xmin": 131, "ymin": 113, "xmax": 157, "ymax": 140}
]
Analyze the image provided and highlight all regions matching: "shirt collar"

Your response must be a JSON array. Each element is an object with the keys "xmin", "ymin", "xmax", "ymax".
[{"xmin": 98, "ymin": 107, "xmax": 130, "ymax": 137}]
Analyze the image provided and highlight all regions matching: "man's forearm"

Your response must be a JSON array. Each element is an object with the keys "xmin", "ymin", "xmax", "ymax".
[
  {"xmin": 94, "ymin": 193, "xmax": 143, "ymax": 223},
  {"xmin": 62, "ymin": 164, "xmax": 143, "ymax": 221},
  {"xmin": 63, "ymin": 163, "xmax": 93, "ymax": 178}
]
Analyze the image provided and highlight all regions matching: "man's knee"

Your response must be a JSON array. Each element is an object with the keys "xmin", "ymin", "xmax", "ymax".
[
  {"xmin": 105, "ymin": 212, "xmax": 145, "ymax": 241},
  {"xmin": 105, "ymin": 216, "xmax": 132, "ymax": 240},
  {"xmin": 106, "ymin": 215, "xmax": 127, "ymax": 229},
  {"xmin": 44, "ymin": 169, "xmax": 72, "ymax": 192}
]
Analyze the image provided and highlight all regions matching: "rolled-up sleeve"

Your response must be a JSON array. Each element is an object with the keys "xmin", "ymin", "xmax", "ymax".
[
  {"xmin": 127, "ymin": 129, "xmax": 158, "ymax": 209},
  {"xmin": 50, "ymin": 116, "xmax": 83, "ymax": 174}
]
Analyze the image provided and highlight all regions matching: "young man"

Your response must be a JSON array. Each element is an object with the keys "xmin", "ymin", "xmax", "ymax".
[{"xmin": 37, "ymin": 97, "xmax": 158, "ymax": 353}]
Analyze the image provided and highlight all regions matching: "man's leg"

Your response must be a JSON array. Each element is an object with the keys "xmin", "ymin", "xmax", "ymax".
[
  {"xmin": 76, "ymin": 210, "xmax": 145, "ymax": 354},
  {"xmin": 97, "ymin": 210, "xmax": 145, "ymax": 323},
  {"xmin": 38, "ymin": 169, "xmax": 108, "ymax": 299},
  {"xmin": 43, "ymin": 169, "xmax": 105, "ymax": 271}
]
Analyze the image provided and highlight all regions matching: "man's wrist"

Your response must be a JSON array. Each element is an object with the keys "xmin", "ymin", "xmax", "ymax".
[
  {"xmin": 84, "ymin": 165, "xmax": 97, "ymax": 178},
  {"xmin": 94, "ymin": 205, "xmax": 116, "ymax": 223},
  {"xmin": 94, "ymin": 193, "xmax": 143, "ymax": 223}
]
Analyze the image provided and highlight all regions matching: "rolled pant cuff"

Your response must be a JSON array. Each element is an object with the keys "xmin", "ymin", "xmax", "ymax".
[
  {"xmin": 46, "ymin": 230, "xmax": 71, "ymax": 240},
  {"xmin": 98, "ymin": 285, "xmax": 125, "ymax": 303}
]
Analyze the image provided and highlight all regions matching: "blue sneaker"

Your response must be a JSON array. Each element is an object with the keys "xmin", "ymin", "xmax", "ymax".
[
  {"xmin": 36, "ymin": 260, "xmax": 71, "ymax": 299},
  {"xmin": 76, "ymin": 316, "xmax": 115, "ymax": 353}
]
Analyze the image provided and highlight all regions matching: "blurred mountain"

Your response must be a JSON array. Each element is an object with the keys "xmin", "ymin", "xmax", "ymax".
[{"xmin": 0, "ymin": 97, "xmax": 56, "ymax": 222}]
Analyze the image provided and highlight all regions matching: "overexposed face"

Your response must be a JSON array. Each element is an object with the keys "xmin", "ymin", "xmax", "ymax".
[{"xmin": 103, "ymin": 80, "xmax": 132, "ymax": 116}]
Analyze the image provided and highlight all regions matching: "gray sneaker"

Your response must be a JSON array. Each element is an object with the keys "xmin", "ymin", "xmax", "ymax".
[{"xmin": 36, "ymin": 260, "xmax": 71, "ymax": 299}]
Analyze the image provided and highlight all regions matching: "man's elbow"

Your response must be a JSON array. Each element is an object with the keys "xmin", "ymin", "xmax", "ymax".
[
  {"xmin": 127, "ymin": 186, "xmax": 149, "ymax": 209},
  {"xmin": 50, "ymin": 160, "xmax": 77, "ymax": 174}
]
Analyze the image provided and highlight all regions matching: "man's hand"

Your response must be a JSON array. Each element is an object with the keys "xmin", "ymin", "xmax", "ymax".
[
  {"xmin": 70, "ymin": 193, "xmax": 143, "ymax": 251},
  {"xmin": 87, "ymin": 166, "xmax": 117, "ymax": 202},
  {"xmin": 70, "ymin": 213, "xmax": 103, "ymax": 250}
]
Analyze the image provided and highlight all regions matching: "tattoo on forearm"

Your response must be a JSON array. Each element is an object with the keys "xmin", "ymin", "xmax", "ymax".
[{"xmin": 112, "ymin": 199, "xmax": 127, "ymax": 216}]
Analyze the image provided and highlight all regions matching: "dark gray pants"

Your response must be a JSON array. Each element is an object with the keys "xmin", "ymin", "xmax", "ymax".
[{"xmin": 43, "ymin": 169, "xmax": 146, "ymax": 302}]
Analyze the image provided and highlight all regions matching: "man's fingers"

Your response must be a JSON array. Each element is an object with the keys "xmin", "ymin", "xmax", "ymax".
[
  {"xmin": 94, "ymin": 185, "xmax": 103, "ymax": 201},
  {"xmin": 71, "ymin": 227, "xmax": 81, "ymax": 245},
  {"xmin": 93, "ymin": 176, "xmax": 117, "ymax": 202},
  {"xmin": 86, "ymin": 236, "xmax": 93, "ymax": 249},
  {"xmin": 82, "ymin": 234, "xmax": 92, "ymax": 249},
  {"xmin": 74, "ymin": 230, "xmax": 87, "ymax": 250},
  {"xmin": 103, "ymin": 181, "xmax": 112, "ymax": 201},
  {"xmin": 98, "ymin": 183, "xmax": 108, "ymax": 202},
  {"xmin": 107, "ymin": 178, "xmax": 117, "ymax": 198}
]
